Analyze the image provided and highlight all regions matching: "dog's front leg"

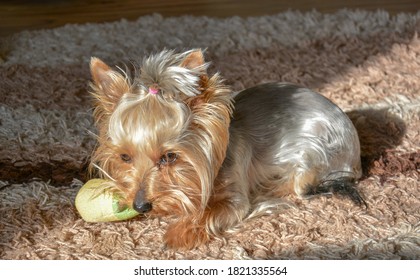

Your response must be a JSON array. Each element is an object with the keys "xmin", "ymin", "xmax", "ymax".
[{"xmin": 164, "ymin": 178, "xmax": 250, "ymax": 250}]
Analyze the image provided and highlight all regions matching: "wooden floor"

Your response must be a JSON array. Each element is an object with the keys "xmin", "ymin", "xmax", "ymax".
[{"xmin": 1, "ymin": 0, "xmax": 420, "ymax": 36}]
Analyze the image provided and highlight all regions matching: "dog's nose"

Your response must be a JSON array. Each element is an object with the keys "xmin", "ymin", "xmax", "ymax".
[{"xmin": 133, "ymin": 189, "xmax": 152, "ymax": 214}]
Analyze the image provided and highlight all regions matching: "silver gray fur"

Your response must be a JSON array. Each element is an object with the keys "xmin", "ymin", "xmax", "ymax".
[{"xmin": 224, "ymin": 83, "xmax": 362, "ymax": 205}]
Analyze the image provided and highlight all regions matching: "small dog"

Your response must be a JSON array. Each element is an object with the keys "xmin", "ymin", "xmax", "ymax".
[{"xmin": 89, "ymin": 49, "xmax": 365, "ymax": 249}]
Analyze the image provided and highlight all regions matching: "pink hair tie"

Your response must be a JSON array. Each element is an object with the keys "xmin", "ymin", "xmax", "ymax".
[{"xmin": 148, "ymin": 87, "xmax": 159, "ymax": 95}]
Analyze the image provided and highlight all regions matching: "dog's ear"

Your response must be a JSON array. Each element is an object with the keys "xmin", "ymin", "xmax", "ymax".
[
  {"xmin": 179, "ymin": 49, "xmax": 206, "ymax": 70},
  {"xmin": 90, "ymin": 57, "xmax": 130, "ymax": 116},
  {"xmin": 180, "ymin": 53, "xmax": 232, "ymax": 205},
  {"xmin": 179, "ymin": 50, "xmax": 213, "ymax": 107}
]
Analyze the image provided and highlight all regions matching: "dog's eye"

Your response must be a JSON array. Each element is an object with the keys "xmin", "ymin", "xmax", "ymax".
[
  {"xmin": 120, "ymin": 153, "xmax": 132, "ymax": 163},
  {"xmin": 159, "ymin": 152, "xmax": 177, "ymax": 166}
]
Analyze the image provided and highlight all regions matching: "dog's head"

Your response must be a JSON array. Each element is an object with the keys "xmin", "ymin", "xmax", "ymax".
[{"xmin": 89, "ymin": 49, "xmax": 232, "ymax": 218}]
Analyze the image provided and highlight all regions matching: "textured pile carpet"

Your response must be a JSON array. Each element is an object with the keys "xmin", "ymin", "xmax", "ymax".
[{"xmin": 0, "ymin": 10, "xmax": 419, "ymax": 259}]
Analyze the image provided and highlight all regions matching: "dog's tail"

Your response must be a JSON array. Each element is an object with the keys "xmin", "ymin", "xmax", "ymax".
[{"xmin": 305, "ymin": 176, "xmax": 367, "ymax": 208}]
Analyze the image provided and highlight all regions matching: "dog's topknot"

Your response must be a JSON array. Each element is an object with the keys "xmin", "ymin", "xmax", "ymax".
[{"xmin": 138, "ymin": 49, "xmax": 210, "ymax": 101}]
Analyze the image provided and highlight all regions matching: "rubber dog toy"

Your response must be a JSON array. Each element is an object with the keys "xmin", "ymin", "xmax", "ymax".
[{"xmin": 75, "ymin": 179, "xmax": 139, "ymax": 222}]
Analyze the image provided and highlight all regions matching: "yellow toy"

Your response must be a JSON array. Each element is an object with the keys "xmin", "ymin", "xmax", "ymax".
[{"xmin": 75, "ymin": 179, "xmax": 139, "ymax": 222}]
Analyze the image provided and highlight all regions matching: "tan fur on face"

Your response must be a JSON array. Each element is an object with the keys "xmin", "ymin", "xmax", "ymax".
[{"xmin": 89, "ymin": 49, "xmax": 232, "ymax": 229}]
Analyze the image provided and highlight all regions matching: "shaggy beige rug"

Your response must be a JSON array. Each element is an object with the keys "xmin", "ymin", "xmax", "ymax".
[{"xmin": 0, "ymin": 10, "xmax": 419, "ymax": 259}]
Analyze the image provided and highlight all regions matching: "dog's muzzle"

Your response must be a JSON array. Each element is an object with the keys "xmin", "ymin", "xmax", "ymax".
[{"xmin": 133, "ymin": 189, "xmax": 152, "ymax": 214}]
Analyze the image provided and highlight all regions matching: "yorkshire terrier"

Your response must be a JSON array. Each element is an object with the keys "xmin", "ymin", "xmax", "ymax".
[{"xmin": 89, "ymin": 49, "xmax": 365, "ymax": 249}]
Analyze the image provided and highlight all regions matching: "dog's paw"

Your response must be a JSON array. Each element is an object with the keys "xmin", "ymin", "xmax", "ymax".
[{"xmin": 164, "ymin": 221, "xmax": 209, "ymax": 250}]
